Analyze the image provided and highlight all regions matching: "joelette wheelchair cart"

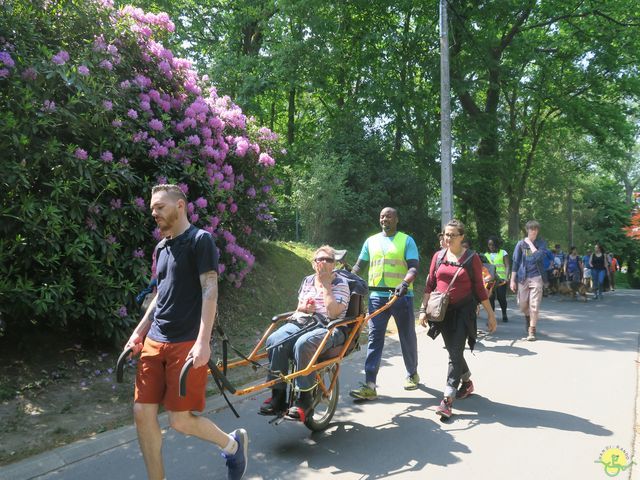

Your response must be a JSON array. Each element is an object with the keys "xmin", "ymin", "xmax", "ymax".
[{"xmin": 117, "ymin": 250, "xmax": 398, "ymax": 432}]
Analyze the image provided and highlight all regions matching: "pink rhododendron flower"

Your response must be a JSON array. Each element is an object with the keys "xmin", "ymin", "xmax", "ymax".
[
  {"xmin": 178, "ymin": 183, "xmax": 189, "ymax": 194},
  {"xmin": 21, "ymin": 67, "xmax": 37, "ymax": 80},
  {"xmin": 153, "ymin": 228, "xmax": 163, "ymax": 241},
  {"xmin": 195, "ymin": 197, "xmax": 207, "ymax": 209},
  {"xmin": 134, "ymin": 197, "xmax": 146, "ymax": 210},
  {"xmin": 190, "ymin": 213, "xmax": 199, "ymax": 223},
  {"xmin": 78, "ymin": 65, "xmax": 90, "ymax": 76},
  {"xmin": 111, "ymin": 119, "xmax": 122, "ymax": 127},
  {"xmin": 51, "ymin": 50, "xmax": 70, "ymax": 65},
  {"xmin": 133, "ymin": 248, "xmax": 145, "ymax": 258},
  {"xmin": 148, "ymin": 118, "xmax": 163, "ymax": 131},
  {"xmin": 99, "ymin": 59, "xmax": 113, "ymax": 70},
  {"xmin": 100, "ymin": 151, "xmax": 114, "ymax": 162},
  {"xmin": 0, "ymin": 51, "xmax": 15, "ymax": 68},
  {"xmin": 42, "ymin": 100, "xmax": 56, "ymax": 112},
  {"xmin": 258, "ymin": 153, "xmax": 274, "ymax": 167},
  {"xmin": 235, "ymin": 138, "xmax": 249, "ymax": 157},
  {"xmin": 110, "ymin": 198, "xmax": 122, "ymax": 209},
  {"xmin": 103, "ymin": 100, "xmax": 113, "ymax": 110},
  {"xmin": 127, "ymin": 109, "xmax": 138, "ymax": 119},
  {"xmin": 75, "ymin": 148, "xmax": 88, "ymax": 160}
]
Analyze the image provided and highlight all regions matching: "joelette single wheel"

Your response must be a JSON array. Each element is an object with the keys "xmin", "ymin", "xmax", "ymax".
[{"xmin": 304, "ymin": 364, "xmax": 339, "ymax": 432}]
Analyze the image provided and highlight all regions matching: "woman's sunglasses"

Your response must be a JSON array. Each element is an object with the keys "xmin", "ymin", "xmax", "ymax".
[{"xmin": 314, "ymin": 257, "xmax": 335, "ymax": 263}]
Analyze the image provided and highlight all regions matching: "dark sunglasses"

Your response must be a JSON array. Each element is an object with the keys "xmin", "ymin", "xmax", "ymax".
[{"xmin": 314, "ymin": 257, "xmax": 335, "ymax": 263}]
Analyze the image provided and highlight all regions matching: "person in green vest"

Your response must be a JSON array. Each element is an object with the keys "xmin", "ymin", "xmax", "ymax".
[
  {"xmin": 349, "ymin": 207, "xmax": 420, "ymax": 401},
  {"xmin": 484, "ymin": 236, "xmax": 511, "ymax": 323}
]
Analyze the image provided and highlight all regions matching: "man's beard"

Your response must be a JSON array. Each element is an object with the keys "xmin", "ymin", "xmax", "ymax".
[{"xmin": 157, "ymin": 208, "xmax": 179, "ymax": 234}]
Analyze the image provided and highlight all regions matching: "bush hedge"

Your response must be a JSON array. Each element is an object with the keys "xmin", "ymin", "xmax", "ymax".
[{"xmin": 0, "ymin": 0, "xmax": 280, "ymax": 343}]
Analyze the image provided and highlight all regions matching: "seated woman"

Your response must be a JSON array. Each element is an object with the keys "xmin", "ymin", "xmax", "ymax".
[{"xmin": 259, "ymin": 245, "xmax": 350, "ymax": 421}]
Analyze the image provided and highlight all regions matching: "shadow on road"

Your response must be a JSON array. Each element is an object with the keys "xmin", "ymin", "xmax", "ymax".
[
  {"xmin": 450, "ymin": 394, "xmax": 613, "ymax": 437},
  {"xmin": 260, "ymin": 407, "xmax": 470, "ymax": 479}
]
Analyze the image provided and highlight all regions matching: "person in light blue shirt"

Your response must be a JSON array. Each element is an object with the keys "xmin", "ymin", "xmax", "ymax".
[{"xmin": 349, "ymin": 207, "xmax": 420, "ymax": 401}]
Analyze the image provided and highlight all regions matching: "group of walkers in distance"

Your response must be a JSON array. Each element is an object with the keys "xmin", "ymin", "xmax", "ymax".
[
  {"xmin": 547, "ymin": 242, "xmax": 619, "ymax": 300},
  {"xmin": 123, "ymin": 186, "xmax": 620, "ymax": 479}
]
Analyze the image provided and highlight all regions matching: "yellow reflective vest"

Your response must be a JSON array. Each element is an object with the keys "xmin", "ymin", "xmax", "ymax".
[
  {"xmin": 484, "ymin": 249, "xmax": 507, "ymax": 279},
  {"xmin": 368, "ymin": 232, "xmax": 412, "ymax": 292}
]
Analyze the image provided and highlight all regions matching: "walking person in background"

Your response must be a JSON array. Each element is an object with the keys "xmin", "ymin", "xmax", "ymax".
[
  {"xmin": 563, "ymin": 246, "xmax": 583, "ymax": 283},
  {"xmin": 582, "ymin": 249, "xmax": 592, "ymax": 291},
  {"xmin": 510, "ymin": 220, "xmax": 549, "ymax": 341},
  {"xmin": 124, "ymin": 184, "xmax": 248, "ymax": 480},
  {"xmin": 484, "ymin": 236, "xmax": 511, "ymax": 323},
  {"xmin": 349, "ymin": 207, "xmax": 420, "ymax": 401},
  {"xmin": 608, "ymin": 253, "xmax": 619, "ymax": 291},
  {"xmin": 590, "ymin": 243, "xmax": 609, "ymax": 300},
  {"xmin": 418, "ymin": 219, "xmax": 496, "ymax": 420}
]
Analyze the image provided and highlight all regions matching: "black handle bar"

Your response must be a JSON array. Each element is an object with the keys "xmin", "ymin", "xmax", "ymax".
[
  {"xmin": 179, "ymin": 358, "xmax": 237, "ymax": 397},
  {"xmin": 116, "ymin": 347, "xmax": 134, "ymax": 383}
]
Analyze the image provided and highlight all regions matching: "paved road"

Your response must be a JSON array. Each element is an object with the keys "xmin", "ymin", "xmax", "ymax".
[{"xmin": 2, "ymin": 289, "xmax": 639, "ymax": 480}]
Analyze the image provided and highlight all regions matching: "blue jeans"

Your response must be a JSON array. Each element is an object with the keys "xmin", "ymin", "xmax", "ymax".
[
  {"xmin": 592, "ymin": 268, "xmax": 606, "ymax": 297},
  {"xmin": 266, "ymin": 321, "xmax": 345, "ymax": 391},
  {"xmin": 364, "ymin": 295, "xmax": 418, "ymax": 384}
]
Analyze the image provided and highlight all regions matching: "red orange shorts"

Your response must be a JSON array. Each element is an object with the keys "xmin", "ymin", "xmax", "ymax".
[{"xmin": 134, "ymin": 338, "xmax": 208, "ymax": 412}]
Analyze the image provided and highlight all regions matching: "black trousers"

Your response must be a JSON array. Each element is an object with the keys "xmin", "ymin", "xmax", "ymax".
[{"xmin": 490, "ymin": 283, "xmax": 508, "ymax": 316}]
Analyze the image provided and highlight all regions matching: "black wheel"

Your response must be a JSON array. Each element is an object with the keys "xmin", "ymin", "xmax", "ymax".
[{"xmin": 304, "ymin": 364, "xmax": 339, "ymax": 432}]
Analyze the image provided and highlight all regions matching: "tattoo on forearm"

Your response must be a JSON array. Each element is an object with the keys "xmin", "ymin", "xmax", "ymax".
[{"xmin": 201, "ymin": 271, "xmax": 219, "ymax": 301}]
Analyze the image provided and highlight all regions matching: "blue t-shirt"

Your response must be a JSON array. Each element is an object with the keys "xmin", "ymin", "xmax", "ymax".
[
  {"xmin": 148, "ymin": 225, "xmax": 219, "ymax": 343},
  {"xmin": 358, "ymin": 232, "xmax": 419, "ymax": 298},
  {"xmin": 582, "ymin": 255, "xmax": 591, "ymax": 269},
  {"xmin": 566, "ymin": 255, "xmax": 581, "ymax": 274},
  {"xmin": 512, "ymin": 238, "xmax": 548, "ymax": 283}
]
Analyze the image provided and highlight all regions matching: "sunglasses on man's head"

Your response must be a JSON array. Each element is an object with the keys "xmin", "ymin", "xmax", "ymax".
[{"xmin": 314, "ymin": 257, "xmax": 335, "ymax": 263}]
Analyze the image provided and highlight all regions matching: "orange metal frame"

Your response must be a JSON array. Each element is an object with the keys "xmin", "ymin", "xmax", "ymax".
[{"xmin": 220, "ymin": 295, "xmax": 398, "ymax": 397}]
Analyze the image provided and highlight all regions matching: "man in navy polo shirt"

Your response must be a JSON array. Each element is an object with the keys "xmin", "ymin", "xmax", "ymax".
[{"xmin": 124, "ymin": 184, "xmax": 248, "ymax": 480}]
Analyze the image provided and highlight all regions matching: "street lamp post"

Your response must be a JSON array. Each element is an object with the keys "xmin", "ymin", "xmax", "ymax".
[{"xmin": 440, "ymin": 0, "xmax": 453, "ymax": 229}]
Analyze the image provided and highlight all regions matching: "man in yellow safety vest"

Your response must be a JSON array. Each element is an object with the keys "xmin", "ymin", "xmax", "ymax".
[
  {"xmin": 483, "ymin": 236, "xmax": 511, "ymax": 323},
  {"xmin": 349, "ymin": 207, "xmax": 420, "ymax": 401}
]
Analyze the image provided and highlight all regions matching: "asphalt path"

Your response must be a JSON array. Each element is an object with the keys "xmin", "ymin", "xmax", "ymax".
[{"xmin": 2, "ymin": 289, "xmax": 639, "ymax": 480}]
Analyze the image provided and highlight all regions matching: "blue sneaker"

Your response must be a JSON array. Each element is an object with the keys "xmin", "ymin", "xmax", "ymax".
[{"xmin": 224, "ymin": 428, "xmax": 248, "ymax": 480}]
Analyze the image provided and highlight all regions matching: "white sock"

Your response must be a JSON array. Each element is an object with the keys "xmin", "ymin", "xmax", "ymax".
[
  {"xmin": 221, "ymin": 434, "xmax": 238, "ymax": 455},
  {"xmin": 367, "ymin": 381, "xmax": 376, "ymax": 389}
]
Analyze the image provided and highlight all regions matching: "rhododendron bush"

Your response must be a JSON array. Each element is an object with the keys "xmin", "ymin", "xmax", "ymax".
[{"xmin": 0, "ymin": 0, "xmax": 279, "ymax": 342}]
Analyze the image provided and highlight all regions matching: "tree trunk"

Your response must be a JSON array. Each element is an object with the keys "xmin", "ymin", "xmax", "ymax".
[{"xmin": 507, "ymin": 195, "xmax": 521, "ymax": 240}]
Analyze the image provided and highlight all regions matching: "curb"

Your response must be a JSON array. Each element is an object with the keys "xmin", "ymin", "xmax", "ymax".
[{"xmin": 0, "ymin": 384, "xmax": 262, "ymax": 480}]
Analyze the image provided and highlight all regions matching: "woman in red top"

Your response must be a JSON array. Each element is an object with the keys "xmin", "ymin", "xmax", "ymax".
[{"xmin": 419, "ymin": 219, "xmax": 497, "ymax": 420}]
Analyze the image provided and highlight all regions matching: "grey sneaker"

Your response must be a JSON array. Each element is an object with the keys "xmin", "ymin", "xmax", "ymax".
[
  {"xmin": 404, "ymin": 373, "xmax": 420, "ymax": 390},
  {"xmin": 224, "ymin": 428, "xmax": 248, "ymax": 480},
  {"xmin": 526, "ymin": 326, "xmax": 537, "ymax": 342},
  {"xmin": 349, "ymin": 383, "xmax": 378, "ymax": 400}
]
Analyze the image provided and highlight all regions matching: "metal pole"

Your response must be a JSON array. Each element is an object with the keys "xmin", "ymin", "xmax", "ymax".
[{"xmin": 439, "ymin": 0, "xmax": 453, "ymax": 230}]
